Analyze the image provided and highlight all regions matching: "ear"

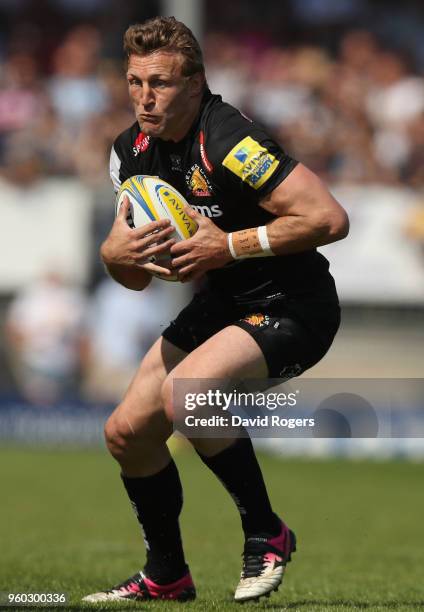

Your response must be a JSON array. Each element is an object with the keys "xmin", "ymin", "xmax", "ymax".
[{"xmin": 188, "ymin": 72, "xmax": 205, "ymax": 97}]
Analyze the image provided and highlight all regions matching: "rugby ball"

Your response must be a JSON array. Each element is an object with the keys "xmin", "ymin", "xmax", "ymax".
[{"xmin": 116, "ymin": 175, "xmax": 198, "ymax": 281}]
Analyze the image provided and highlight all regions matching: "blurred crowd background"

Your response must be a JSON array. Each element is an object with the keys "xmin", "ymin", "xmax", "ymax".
[{"xmin": 1, "ymin": 0, "xmax": 424, "ymax": 408}]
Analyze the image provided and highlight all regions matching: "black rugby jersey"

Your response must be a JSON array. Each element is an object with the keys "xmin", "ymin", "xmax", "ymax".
[{"xmin": 110, "ymin": 89, "xmax": 334, "ymax": 296}]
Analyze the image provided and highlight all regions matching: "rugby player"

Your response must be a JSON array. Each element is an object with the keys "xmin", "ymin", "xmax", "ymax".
[{"xmin": 83, "ymin": 16, "xmax": 349, "ymax": 604}]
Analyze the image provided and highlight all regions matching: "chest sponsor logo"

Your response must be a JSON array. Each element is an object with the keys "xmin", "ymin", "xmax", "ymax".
[
  {"xmin": 185, "ymin": 164, "xmax": 213, "ymax": 197},
  {"xmin": 222, "ymin": 136, "xmax": 279, "ymax": 189},
  {"xmin": 133, "ymin": 132, "xmax": 150, "ymax": 156},
  {"xmin": 190, "ymin": 203, "xmax": 223, "ymax": 218}
]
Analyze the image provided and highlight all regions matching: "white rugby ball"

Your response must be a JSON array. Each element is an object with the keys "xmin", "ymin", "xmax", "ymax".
[{"xmin": 116, "ymin": 175, "xmax": 198, "ymax": 281}]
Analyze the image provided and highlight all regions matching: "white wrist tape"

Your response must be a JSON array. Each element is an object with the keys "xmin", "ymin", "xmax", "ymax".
[
  {"xmin": 228, "ymin": 233, "xmax": 237, "ymax": 259},
  {"xmin": 227, "ymin": 226, "xmax": 274, "ymax": 259},
  {"xmin": 257, "ymin": 225, "xmax": 273, "ymax": 256}
]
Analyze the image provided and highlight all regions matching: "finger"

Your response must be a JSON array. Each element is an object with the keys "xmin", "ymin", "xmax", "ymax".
[
  {"xmin": 136, "ymin": 226, "xmax": 175, "ymax": 249},
  {"xmin": 117, "ymin": 194, "xmax": 130, "ymax": 219},
  {"xmin": 132, "ymin": 218, "xmax": 171, "ymax": 238},
  {"xmin": 177, "ymin": 262, "xmax": 198, "ymax": 281},
  {"xmin": 183, "ymin": 204, "xmax": 202, "ymax": 221},
  {"xmin": 137, "ymin": 262, "xmax": 173, "ymax": 276},
  {"xmin": 171, "ymin": 253, "xmax": 193, "ymax": 268},
  {"xmin": 170, "ymin": 239, "xmax": 192, "ymax": 255},
  {"xmin": 136, "ymin": 238, "xmax": 176, "ymax": 262}
]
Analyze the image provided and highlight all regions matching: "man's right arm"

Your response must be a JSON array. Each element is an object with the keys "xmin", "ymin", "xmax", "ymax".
[{"xmin": 101, "ymin": 196, "xmax": 176, "ymax": 290}]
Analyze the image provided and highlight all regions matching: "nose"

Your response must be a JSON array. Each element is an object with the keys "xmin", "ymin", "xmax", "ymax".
[{"xmin": 140, "ymin": 84, "xmax": 155, "ymax": 109}]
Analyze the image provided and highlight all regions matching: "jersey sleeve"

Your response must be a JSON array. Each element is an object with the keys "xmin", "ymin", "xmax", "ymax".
[
  {"xmin": 109, "ymin": 123, "xmax": 139, "ymax": 193},
  {"xmin": 206, "ymin": 105, "xmax": 298, "ymax": 200}
]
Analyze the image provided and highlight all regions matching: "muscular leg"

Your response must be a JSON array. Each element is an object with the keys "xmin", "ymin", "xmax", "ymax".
[
  {"xmin": 104, "ymin": 337, "xmax": 190, "ymax": 583},
  {"xmin": 161, "ymin": 325, "xmax": 280, "ymax": 537}
]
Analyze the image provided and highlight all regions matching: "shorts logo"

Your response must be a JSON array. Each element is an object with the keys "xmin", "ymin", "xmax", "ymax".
[
  {"xmin": 222, "ymin": 136, "xmax": 279, "ymax": 189},
  {"xmin": 243, "ymin": 313, "xmax": 270, "ymax": 327},
  {"xmin": 185, "ymin": 164, "xmax": 213, "ymax": 197},
  {"xmin": 279, "ymin": 364, "xmax": 303, "ymax": 380},
  {"xmin": 133, "ymin": 132, "xmax": 150, "ymax": 156}
]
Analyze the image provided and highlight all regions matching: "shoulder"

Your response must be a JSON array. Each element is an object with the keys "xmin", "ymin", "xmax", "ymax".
[
  {"xmin": 201, "ymin": 95, "xmax": 280, "ymax": 164},
  {"xmin": 201, "ymin": 94, "xmax": 252, "ymax": 143},
  {"xmin": 110, "ymin": 121, "xmax": 150, "ymax": 192},
  {"xmin": 200, "ymin": 93, "xmax": 298, "ymax": 195},
  {"xmin": 112, "ymin": 121, "xmax": 141, "ymax": 161}
]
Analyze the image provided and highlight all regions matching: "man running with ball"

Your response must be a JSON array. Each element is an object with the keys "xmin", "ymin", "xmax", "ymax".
[{"xmin": 83, "ymin": 16, "xmax": 348, "ymax": 604}]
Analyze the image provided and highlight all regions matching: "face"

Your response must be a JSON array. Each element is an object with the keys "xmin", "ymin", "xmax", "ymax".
[{"xmin": 126, "ymin": 51, "xmax": 201, "ymax": 141}]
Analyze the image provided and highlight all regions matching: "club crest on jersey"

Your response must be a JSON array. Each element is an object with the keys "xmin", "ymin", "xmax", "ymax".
[
  {"xmin": 199, "ymin": 130, "xmax": 214, "ymax": 173},
  {"xmin": 133, "ymin": 132, "xmax": 150, "ymax": 156},
  {"xmin": 155, "ymin": 185, "xmax": 197, "ymax": 237},
  {"xmin": 243, "ymin": 313, "xmax": 270, "ymax": 327},
  {"xmin": 222, "ymin": 136, "xmax": 279, "ymax": 189},
  {"xmin": 185, "ymin": 164, "xmax": 213, "ymax": 197}
]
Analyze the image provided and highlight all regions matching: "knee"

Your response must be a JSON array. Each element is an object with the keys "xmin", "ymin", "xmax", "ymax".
[
  {"xmin": 104, "ymin": 410, "xmax": 149, "ymax": 461},
  {"xmin": 104, "ymin": 410, "xmax": 136, "ymax": 461},
  {"xmin": 104, "ymin": 405, "xmax": 170, "ymax": 464}
]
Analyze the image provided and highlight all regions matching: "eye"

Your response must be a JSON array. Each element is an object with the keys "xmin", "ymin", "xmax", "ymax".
[
  {"xmin": 152, "ymin": 79, "xmax": 167, "ymax": 89},
  {"xmin": 128, "ymin": 77, "xmax": 141, "ymax": 87}
]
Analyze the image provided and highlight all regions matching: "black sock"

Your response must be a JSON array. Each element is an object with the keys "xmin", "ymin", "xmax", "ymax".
[
  {"xmin": 121, "ymin": 460, "xmax": 188, "ymax": 584},
  {"xmin": 196, "ymin": 437, "xmax": 281, "ymax": 537}
]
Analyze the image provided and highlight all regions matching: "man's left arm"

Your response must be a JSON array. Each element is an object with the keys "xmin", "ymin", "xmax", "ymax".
[{"xmin": 170, "ymin": 163, "xmax": 349, "ymax": 281}]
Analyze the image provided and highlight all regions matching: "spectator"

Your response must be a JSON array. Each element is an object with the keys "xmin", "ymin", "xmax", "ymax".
[
  {"xmin": 48, "ymin": 25, "xmax": 108, "ymax": 128},
  {"xmin": 83, "ymin": 278, "xmax": 190, "ymax": 402},
  {"xmin": 5, "ymin": 271, "xmax": 89, "ymax": 405},
  {"xmin": 0, "ymin": 52, "xmax": 44, "ymax": 137}
]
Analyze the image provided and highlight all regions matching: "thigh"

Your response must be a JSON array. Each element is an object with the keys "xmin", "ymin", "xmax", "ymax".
[
  {"xmin": 170, "ymin": 324, "xmax": 268, "ymax": 380},
  {"xmin": 162, "ymin": 325, "xmax": 268, "ymax": 430},
  {"xmin": 110, "ymin": 336, "xmax": 188, "ymax": 440}
]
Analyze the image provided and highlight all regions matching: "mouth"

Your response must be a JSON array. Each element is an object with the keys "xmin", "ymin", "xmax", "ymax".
[{"xmin": 139, "ymin": 115, "xmax": 161, "ymax": 125}]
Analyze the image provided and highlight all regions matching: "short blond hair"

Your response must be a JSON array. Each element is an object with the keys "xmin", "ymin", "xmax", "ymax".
[{"xmin": 123, "ymin": 16, "xmax": 205, "ymax": 77}]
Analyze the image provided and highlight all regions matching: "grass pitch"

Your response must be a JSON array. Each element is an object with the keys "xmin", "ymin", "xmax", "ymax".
[{"xmin": 0, "ymin": 445, "xmax": 423, "ymax": 612}]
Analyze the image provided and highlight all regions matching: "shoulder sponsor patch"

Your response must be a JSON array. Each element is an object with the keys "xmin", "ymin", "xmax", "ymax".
[{"xmin": 222, "ymin": 136, "xmax": 279, "ymax": 189}]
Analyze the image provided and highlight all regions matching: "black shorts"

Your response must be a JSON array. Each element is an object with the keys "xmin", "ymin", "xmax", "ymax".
[{"xmin": 162, "ymin": 282, "xmax": 341, "ymax": 379}]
